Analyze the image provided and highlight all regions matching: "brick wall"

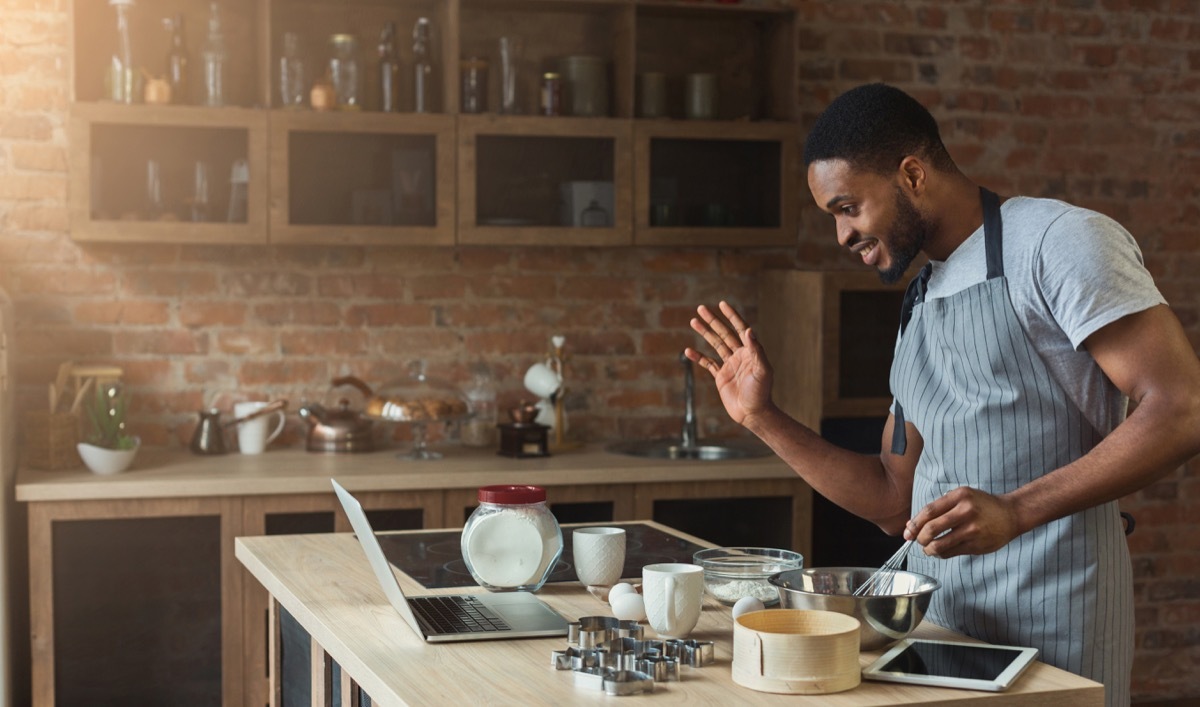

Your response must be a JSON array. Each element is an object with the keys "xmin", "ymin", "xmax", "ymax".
[{"xmin": 2, "ymin": 0, "xmax": 1198, "ymax": 702}]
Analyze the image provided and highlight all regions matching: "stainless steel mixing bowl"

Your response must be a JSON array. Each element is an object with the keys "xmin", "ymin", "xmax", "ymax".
[{"xmin": 769, "ymin": 567, "xmax": 940, "ymax": 651}]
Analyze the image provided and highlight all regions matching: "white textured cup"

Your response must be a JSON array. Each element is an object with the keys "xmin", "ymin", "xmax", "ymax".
[
  {"xmin": 573, "ymin": 527, "xmax": 626, "ymax": 587},
  {"xmin": 234, "ymin": 401, "xmax": 285, "ymax": 455},
  {"xmin": 523, "ymin": 362, "xmax": 561, "ymax": 398},
  {"xmin": 643, "ymin": 562, "xmax": 704, "ymax": 639}
]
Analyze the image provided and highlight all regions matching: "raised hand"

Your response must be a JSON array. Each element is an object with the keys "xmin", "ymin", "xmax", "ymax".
[{"xmin": 682, "ymin": 301, "xmax": 775, "ymax": 427}]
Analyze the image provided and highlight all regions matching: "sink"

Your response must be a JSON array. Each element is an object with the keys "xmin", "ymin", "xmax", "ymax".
[{"xmin": 606, "ymin": 438, "xmax": 774, "ymax": 461}]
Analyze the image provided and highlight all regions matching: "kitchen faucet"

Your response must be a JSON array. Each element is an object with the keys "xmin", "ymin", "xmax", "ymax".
[{"xmin": 680, "ymin": 352, "xmax": 697, "ymax": 448}]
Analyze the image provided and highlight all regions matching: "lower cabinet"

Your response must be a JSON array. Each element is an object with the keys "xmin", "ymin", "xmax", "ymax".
[{"xmin": 27, "ymin": 478, "xmax": 808, "ymax": 706}]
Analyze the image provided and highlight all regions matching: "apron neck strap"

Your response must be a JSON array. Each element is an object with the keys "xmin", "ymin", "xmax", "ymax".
[{"xmin": 981, "ymin": 187, "xmax": 1004, "ymax": 279}]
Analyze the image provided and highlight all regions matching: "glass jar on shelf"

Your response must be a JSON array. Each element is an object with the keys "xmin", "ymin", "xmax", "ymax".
[
  {"xmin": 201, "ymin": 0, "xmax": 226, "ymax": 107},
  {"xmin": 461, "ymin": 363, "xmax": 497, "ymax": 448},
  {"xmin": 278, "ymin": 31, "xmax": 305, "ymax": 108},
  {"xmin": 107, "ymin": 0, "xmax": 136, "ymax": 104},
  {"xmin": 328, "ymin": 33, "xmax": 360, "ymax": 110}
]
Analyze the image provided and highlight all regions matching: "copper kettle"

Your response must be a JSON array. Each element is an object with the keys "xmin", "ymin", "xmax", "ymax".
[{"xmin": 297, "ymin": 398, "xmax": 374, "ymax": 453}]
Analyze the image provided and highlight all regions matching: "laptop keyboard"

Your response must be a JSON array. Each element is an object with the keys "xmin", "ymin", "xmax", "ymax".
[{"xmin": 411, "ymin": 595, "xmax": 512, "ymax": 635}]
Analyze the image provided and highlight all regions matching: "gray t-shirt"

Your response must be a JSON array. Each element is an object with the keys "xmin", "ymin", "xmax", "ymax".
[{"xmin": 920, "ymin": 196, "xmax": 1165, "ymax": 435}]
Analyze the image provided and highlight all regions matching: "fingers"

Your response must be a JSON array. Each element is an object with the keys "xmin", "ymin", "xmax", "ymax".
[
  {"xmin": 682, "ymin": 347, "xmax": 721, "ymax": 377},
  {"xmin": 694, "ymin": 301, "xmax": 748, "ymax": 359}
]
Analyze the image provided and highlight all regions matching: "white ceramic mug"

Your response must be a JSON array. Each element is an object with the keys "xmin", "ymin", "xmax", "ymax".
[
  {"xmin": 234, "ymin": 401, "xmax": 285, "ymax": 455},
  {"xmin": 523, "ymin": 362, "xmax": 561, "ymax": 399},
  {"xmin": 573, "ymin": 527, "xmax": 626, "ymax": 587},
  {"xmin": 642, "ymin": 562, "xmax": 705, "ymax": 639}
]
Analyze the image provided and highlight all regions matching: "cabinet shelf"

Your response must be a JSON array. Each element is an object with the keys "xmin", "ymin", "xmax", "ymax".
[
  {"xmin": 67, "ymin": 0, "xmax": 798, "ymax": 248},
  {"xmin": 633, "ymin": 119, "xmax": 796, "ymax": 246},
  {"xmin": 269, "ymin": 111, "xmax": 456, "ymax": 245},
  {"xmin": 457, "ymin": 114, "xmax": 633, "ymax": 246},
  {"xmin": 69, "ymin": 103, "xmax": 268, "ymax": 244}
]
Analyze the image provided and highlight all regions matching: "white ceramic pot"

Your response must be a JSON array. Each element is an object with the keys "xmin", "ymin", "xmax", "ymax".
[{"xmin": 77, "ymin": 438, "xmax": 140, "ymax": 475}]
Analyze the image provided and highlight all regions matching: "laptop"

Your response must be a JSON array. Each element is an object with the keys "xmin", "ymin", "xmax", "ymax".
[{"xmin": 331, "ymin": 479, "xmax": 569, "ymax": 643}]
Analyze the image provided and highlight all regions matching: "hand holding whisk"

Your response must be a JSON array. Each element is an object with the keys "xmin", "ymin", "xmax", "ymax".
[{"xmin": 854, "ymin": 539, "xmax": 914, "ymax": 597}]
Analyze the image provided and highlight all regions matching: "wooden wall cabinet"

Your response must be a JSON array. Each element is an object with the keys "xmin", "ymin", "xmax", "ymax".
[
  {"xmin": 68, "ymin": 0, "xmax": 799, "ymax": 248},
  {"xmin": 757, "ymin": 270, "xmax": 908, "ymax": 426}
]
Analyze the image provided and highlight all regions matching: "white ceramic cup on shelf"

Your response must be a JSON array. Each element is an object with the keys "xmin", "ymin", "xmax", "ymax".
[
  {"xmin": 523, "ymin": 362, "xmax": 561, "ymax": 399},
  {"xmin": 234, "ymin": 401, "xmax": 285, "ymax": 455},
  {"xmin": 572, "ymin": 527, "xmax": 626, "ymax": 587},
  {"xmin": 642, "ymin": 562, "xmax": 705, "ymax": 639}
]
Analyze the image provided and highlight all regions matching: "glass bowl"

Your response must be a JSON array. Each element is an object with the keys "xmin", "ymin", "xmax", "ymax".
[{"xmin": 693, "ymin": 546, "xmax": 804, "ymax": 606}]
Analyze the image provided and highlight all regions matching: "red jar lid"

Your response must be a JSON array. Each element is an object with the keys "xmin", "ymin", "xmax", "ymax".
[{"xmin": 477, "ymin": 484, "xmax": 546, "ymax": 504}]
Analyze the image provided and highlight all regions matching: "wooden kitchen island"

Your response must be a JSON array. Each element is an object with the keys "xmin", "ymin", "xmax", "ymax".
[
  {"xmin": 236, "ymin": 524, "xmax": 1104, "ymax": 706},
  {"xmin": 17, "ymin": 444, "xmax": 809, "ymax": 706}
]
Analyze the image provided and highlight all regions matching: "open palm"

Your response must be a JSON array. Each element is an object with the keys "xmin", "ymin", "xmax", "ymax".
[{"xmin": 683, "ymin": 301, "xmax": 774, "ymax": 426}]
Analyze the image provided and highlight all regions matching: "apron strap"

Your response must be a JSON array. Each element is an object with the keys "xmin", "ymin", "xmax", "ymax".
[{"xmin": 890, "ymin": 187, "xmax": 1004, "ymax": 456}]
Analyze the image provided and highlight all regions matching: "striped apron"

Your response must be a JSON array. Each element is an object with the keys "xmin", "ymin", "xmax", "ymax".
[{"xmin": 889, "ymin": 188, "xmax": 1133, "ymax": 705}]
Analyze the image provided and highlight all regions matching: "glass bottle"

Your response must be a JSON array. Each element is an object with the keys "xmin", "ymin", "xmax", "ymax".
[
  {"xmin": 328, "ymin": 33, "xmax": 360, "ymax": 110},
  {"xmin": 164, "ymin": 13, "xmax": 190, "ymax": 105},
  {"xmin": 460, "ymin": 485, "xmax": 562, "ymax": 592},
  {"xmin": 108, "ymin": 0, "xmax": 135, "ymax": 104},
  {"xmin": 377, "ymin": 22, "xmax": 400, "ymax": 113},
  {"xmin": 227, "ymin": 159, "xmax": 248, "ymax": 222},
  {"xmin": 278, "ymin": 32, "xmax": 305, "ymax": 108},
  {"xmin": 201, "ymin": 1, "xmax": 226, "ymax": 107},
  {"xmin": 190, "ymin": 161, "xmax": 210, "ymax": 222},
  {"xmin": 412, "ymin": 17, "xmax": 433, "ymax": 113},
  {"xmin": 462, "ymin": 364, "xmax": 497, "ymax": 448},
  {"xmin": 144, "ymin": 159, "xmax": 163, "ymax": 220},
  {"xmin": 460, "ymin": 57, "xmax": 488, "ymax": 114}
]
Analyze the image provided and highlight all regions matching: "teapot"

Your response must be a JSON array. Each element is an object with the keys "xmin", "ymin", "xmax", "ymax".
[{"xmin": 298, "ymin": 398, "xmax": 374, "ymax": 453}]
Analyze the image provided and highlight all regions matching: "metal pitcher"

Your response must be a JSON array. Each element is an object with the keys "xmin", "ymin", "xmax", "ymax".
[{"xmin": 190, "ymin": 408, "xmax": 227, "ymax": 455}]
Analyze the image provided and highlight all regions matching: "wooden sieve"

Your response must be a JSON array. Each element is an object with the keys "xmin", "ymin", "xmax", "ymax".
[{"xmin": 732, "ymin": 609, "xmax": 861, "ymax": 695}]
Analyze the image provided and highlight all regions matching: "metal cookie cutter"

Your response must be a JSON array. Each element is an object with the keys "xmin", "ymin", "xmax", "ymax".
[
  {"xmin": 602, "ymin": 669, "xmax": 655, "ymax": 696},
  {"xmin": 678, "ymin": 639, "xmax": 715, "ymax": 667},
  {"xmin": 568, "ymin": 616, "xmax": 618, "ymax": 649}
]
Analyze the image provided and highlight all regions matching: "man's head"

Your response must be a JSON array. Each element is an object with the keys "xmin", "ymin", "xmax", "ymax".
[{"xmin": 803, "ymin": 84, "xmax": 957, "ymax": 283}]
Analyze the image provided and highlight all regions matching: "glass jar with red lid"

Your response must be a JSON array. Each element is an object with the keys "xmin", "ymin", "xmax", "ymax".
[{"xmin": 460, "ymin": 485, "xmax": 562, "ymax": 592}]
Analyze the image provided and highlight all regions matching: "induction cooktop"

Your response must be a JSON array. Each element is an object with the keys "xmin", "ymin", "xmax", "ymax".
[{"xmin": 377, "ymin": 521, "xmax": 707, "ymax": 590}]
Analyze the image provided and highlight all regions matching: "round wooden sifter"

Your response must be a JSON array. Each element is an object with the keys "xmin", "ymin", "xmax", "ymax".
[{"xmin": 732, "ymin": 609, "xmax": 861, "ymax": 695}]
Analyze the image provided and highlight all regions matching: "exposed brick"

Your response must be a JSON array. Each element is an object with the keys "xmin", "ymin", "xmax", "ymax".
[
  {"xmin": 3, "ymin": 203, "xmax": 68, "ymax": 231},
  {"xmin": 214, "ymin": 331, "xmax": 277, "ymax": 355},
  {"xmin": 410, "ymin": 274, "xmax": 467, "ymax": 300},
  {"xmin": 239, "ymin": 360, "xmax": 328, "ymax": 386},
  {"xmin": 114, "ymin": 330, "xmax": 207, "ymax": 356},
  {"xmin": 0, "ymin": 114, "xmax": 54, "ymax": 140},
  {"xmin": 344, "ymin": 303, "xmax": 431, "ymax": 327},
  {"xmin": 75, "ymin": 300, "xmax": 170, "ymax": 325},
  {"xmin": 0, "ymin": 172, "xmax": 66, "ymax": 200},
  {"xmin": 253, "ymin": 301, "xmax": 342, "ymax": 326},
  {"xmin": 121, "ymin": 271, "xmax": 218, "ymax": 297},
  {"xmin": 605, "ymin": 389, "xmax": 664, "ymax": 410},
  {"xmin": 280, "ymin": 330, "xmax": 369, "ymax": 356},
  {"xmin": 179, "ymin": 302, "xmax": 247, "ymax": 328},
  {"xmin": 9, "ymin": 143, "xmax": 67, "ymax": 172}
]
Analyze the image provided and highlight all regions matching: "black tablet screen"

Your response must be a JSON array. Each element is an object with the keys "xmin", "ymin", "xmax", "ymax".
[{"xmin": 878, "ymin": 641, "xmax": 1025, "ymax": 681}]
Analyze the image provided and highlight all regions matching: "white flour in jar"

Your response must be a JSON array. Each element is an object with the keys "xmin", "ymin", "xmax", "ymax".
[{"xmin": 462, "ymin": 505, "xmax": 560, "ymax": 588}]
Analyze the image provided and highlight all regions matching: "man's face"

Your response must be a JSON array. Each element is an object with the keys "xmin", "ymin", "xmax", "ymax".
[{"xmin": 807, "ymin": 159, "xmax": 932, "ymax": 284}]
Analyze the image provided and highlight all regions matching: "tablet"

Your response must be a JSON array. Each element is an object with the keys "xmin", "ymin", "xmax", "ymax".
[{"xmin": 862, "ymin": 638, "xmax": 1040, "ymax": 692}]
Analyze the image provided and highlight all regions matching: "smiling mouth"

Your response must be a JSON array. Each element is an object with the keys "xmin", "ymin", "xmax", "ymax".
[{"xmin": 850, "ymin": 239, "xmax": 879, "ymax": 264}]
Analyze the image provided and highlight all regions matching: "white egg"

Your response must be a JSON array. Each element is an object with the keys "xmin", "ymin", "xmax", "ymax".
[
  {"xmin": 610, "ymin": 592, "xmax": 646, "ymax": 622},
  {"xmin": 731, "ymin": 596, "xmax": 765, "ymax": 620},
  {"xmin": 607, "ymin": 582, "xmax": 636, "ymax": 603}
]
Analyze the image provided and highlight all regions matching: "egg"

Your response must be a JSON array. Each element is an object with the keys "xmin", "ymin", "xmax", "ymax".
[
  {"xmin": 610, "ymin": 592, "xmax": 646, "ymax": 622},
  {"xmin": 731, "ymin": 596, "xmax": 765, "ymax": 620},
  {"xmin": 607, "ymin": 582, "xmax": 637, "ymax": 603}
]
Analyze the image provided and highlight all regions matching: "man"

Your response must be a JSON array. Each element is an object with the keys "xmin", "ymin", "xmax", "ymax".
[{"xmin": 685, "ymin": 83, "xmax": 1200, "ymax": 706}]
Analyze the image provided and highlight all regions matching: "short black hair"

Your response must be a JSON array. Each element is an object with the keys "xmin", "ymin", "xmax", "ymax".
[{"xmin": 802, "ymin": 83, "xmax": 955, "ymax": 175}]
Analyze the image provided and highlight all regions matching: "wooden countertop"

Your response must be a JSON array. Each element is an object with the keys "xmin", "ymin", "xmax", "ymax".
[
  {"xmin": 16, "ymin": 444, "xmax": 796, "ymax": 503},
  {"xmin": 236, "ymin": 525, "xmax": 1104, "ymax": 706}
]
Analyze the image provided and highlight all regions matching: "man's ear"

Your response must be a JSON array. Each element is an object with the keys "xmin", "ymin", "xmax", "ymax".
[{"xmin": 898, "ymin": 156, "xmax": 927, "ymax": 195}]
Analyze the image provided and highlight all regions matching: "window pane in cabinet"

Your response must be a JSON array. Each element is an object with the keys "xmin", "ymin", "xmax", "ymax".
[
  {"xmin": 475, "ymin": 135, "xmax": 614, "ymax": 227},
  {"xmin": 288, "ymin": 132, "xmax": 437, "ymax": 226},
  {"xmin": 648, "ymin": 138, "xmax": 780, "ymax": 229},
  {"xmin": 74, "ymin": 0, "xmax": 261, "ymax": 106},
  {"xmin": 90, "ymin": 123, "xmax": 249, "ymax": 224}
]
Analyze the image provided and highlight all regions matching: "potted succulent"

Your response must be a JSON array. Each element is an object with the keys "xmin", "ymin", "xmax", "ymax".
[{"xmin": 76, "ymin": 382, "xmax": 139, "ymax": 475}]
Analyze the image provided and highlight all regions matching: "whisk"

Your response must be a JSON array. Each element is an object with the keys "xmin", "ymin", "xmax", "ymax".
[{"xmin": 853, "ymin": 539, "xmax": 913, "ymax": 597}]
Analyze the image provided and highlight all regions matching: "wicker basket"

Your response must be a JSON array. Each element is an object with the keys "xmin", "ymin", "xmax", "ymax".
[{"xmin": 23, "ymin": 411, "xmax": 81, "ymax": 470}]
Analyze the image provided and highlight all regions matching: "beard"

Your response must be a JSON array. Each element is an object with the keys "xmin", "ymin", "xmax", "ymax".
[{"xmin": 878, "ymin": 188, "xmax": 932, "ymax": 285}]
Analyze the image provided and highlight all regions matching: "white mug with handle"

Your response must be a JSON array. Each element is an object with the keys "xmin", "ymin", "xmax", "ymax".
[
  {"xmin": 234, "ymin": 401, "xmax": 285, "ymax": 455},
  {"xmin": 642, "ymin": 562, "xmax": 705, "ymax": 639}
]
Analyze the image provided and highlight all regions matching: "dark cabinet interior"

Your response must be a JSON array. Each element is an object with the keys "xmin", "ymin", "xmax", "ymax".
[
  {"xmin": 653, "ymin": 496, "xmax": 792, "ymax": 550},
  {"xmin": 474, "ymin": 135, "xmax": 615, "ymax": 227},
  {"xmin": 53, "ymin": 515, "xmax": 222, "ymax": 706},
  {"xmin": 648, "ymin": 137, "xmax": 780, "ymax": 229}
]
